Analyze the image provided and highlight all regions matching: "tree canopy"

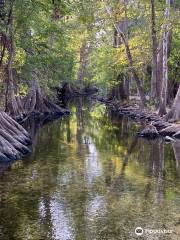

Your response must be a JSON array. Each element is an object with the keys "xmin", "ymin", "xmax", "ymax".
[{"xmin": 0, "ymin": 0, "xmax": 180, "ymax": 112}]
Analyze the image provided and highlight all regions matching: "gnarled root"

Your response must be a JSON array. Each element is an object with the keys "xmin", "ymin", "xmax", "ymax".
[{"xmin": 0, "ymin": 112, "xmax": 31, "ymax": 162}]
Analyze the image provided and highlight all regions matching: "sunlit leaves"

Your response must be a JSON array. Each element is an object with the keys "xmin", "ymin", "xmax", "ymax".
[{"xmin": 1, "ymin": 0, "xmax": 179, "ymax": 95}]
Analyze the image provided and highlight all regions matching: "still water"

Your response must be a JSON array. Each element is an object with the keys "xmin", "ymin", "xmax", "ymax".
[{"xmin": 0, "ymin": 99, "xmax": 180, "ymax": 240}]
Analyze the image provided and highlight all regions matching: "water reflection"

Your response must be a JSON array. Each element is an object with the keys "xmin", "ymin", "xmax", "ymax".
[
  {"xmin": 173, "ymin": 140, "xmax": 180, "ymax": 176},
  {"xmin": 0, "ymin": 98, "xmax": 180, "ymax": 240},
  {"xmin": 50, "ymin": 194, "xmax": 75, "ymax": 240},
  {"xmin": 85, "ymin": 141, "xmax": 103, "ymax": 186}
]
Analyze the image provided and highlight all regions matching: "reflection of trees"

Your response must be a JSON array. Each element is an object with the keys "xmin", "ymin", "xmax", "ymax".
[
  {"xmin": 76, "ymin": 97, "xmax": 83, "ymax": 146},
  {"xmin": 172, "ymin": 140, "xmax": 180, "ymax": 177},
  {"xmin": 22, "ymin": 116, "xmax": 44, "ymax": 143},
  {"xmin": 85, "ymin": 108, "xmax": 138, "ymax": 157},
  {"xmin": 0, "ymin": 98, "xmax": 179, "ymax": 240},
  {"xmin": 85, "ymin": 142, "xmax": 102, "ymax": 186},
  {"xmin": 109, "ymin": 110, "xmax": 130, "ymax": 140},
  {"xmin": 110, "ymin": 136, "xmax": 138, "ymax": 193},
  {"xmin": 66, "ymin": 116, "xmax": 71, "ymax": 143},
  {"xmin": 0, "ymin": 116, "xmax": 59, "ymax": 174},
  {"xmin": 0, "ymin": 119, "xmax": 67, "ymax": 239},
  {"xmin": 144, "ymin": 139, "xmax": 164, "ymax": 204}
]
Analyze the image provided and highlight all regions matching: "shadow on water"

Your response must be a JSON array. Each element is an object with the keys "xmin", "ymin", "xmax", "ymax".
[{"xmin": 0, "ymin": 98, "xmax": 180, "ymax": 240}]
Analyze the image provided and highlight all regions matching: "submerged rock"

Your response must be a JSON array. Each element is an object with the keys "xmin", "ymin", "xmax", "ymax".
[{"xmin": 139, "ymin": 124, "xmax": 159, "ymax": 138}]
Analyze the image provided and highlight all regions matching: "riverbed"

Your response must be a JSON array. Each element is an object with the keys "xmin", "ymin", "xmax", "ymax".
[{"xmin": 0, "ymin": 99, "xmax": 180, "ymax": 240}]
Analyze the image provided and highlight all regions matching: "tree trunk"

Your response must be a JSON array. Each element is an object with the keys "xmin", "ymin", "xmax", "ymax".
[
  {"xmin": 23, "ymin": 78, "xmax": 69, "ymax": 117},
  {"xmin": 0, "ymin": 33, "xmax": 6, "ymax": 67},
  {"xmin": 5, "ymin": 3, "xmax": 22, "ymax": 117},
  {"xmin": 105, "ymin": 5, "xmax": 146, "ymax": 108},
  {"xmin": 158, "ymin": 0, "xmax": 170, "ymax": 116},
  {"xmin": 77, "ymin": 40, "xmax": 90, "ymax": 86},
  {"xmin": 124, "ymin": 40, "xmax": 146, "ymax": 106},
  {"xmin": 150, "ymin": 0, "xmax": 158, "ymax": 102},
  {"xmin": 113, "ymin": 18, "xmax": 128, "ymax": 48},
  {"xmin": 0, "ymin": 0, "xmax": 5, "ymax": 66},
  {"xmin": 156, "ymin": 30, "xmax": 172, "ymax": 105},
  {"xmin": 165, "ymin": 85, "xmax": 180, "ymax": 121},
  {"xmin": 113, "ymin": 28, "xmax": 121, "ymax": 48},
  {"xmin": 172, "ymin": 0, "xmax": 177, "ymax": 11},
  {"xmin": 110, "ymin": 73, "xmax": 129, "ymax": 101}
]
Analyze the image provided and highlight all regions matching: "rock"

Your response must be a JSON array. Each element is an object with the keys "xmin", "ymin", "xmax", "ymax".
[
  {"xmin": 159, "ymin": 124, "xmax": 180, "ymax": 136},
  {"xmin": 139, "ymin": 124, "xmax": 159, "ymax": 138},
  {"xmin": 152, "ymin": 121, "xmax": 171, "ymax": 130},
  {"xmin": 165, "ymin": 136, "xmax": 175, "ymax": 142},
  {"xmin": 173, "ymin": 131, "xmax": 180, "ymax": 139},
  {"xmin": 139, "ymin": 114, "xmax": 146, "ymax": 119}
]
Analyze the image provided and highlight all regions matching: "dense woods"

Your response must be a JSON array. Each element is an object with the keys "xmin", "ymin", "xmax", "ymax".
[
  {"xmin": 0, "ymin": 0, "xmax": 179, "ymax": 112},
  {"xmin": 0, "ymin": 0, "xmax": 180, "ymax": 159}
]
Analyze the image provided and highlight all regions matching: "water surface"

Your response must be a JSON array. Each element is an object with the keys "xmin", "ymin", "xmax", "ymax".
[{"xmin": 0, "ymin": 99, "xmax": 180, "ymax": 240}]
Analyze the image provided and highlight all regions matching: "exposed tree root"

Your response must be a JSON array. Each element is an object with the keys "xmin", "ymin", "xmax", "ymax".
[
  {"xmin": 0, "ymin": 112, "xmax": 31, "ymax": 162},
  {"xmin": 1, "ymin": 79, "xmax": 69, "ymax": 162},
  {"xmin": 22, "ymin": 79, "xmax": 69, "ymax": 121}
]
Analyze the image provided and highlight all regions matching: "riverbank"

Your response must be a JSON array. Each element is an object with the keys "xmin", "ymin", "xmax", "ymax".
[
  {"xmin": 1, "ymin": 93, "xmax": 179, "ymax": 163},
  {"xmin": 95, "ymin": 96, "xmax": 180, "ymax": 139},
  {"xmin": 0, "ymin": 100, "xmax": 70, "ymax": 162}
]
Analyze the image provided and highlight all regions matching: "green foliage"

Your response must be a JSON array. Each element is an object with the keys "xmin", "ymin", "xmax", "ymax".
[
  {"xmin": 0, "ymin": 0, "xmax": 180, "ymax": 95},
  {"xmin": 12, "ymin": 0, "xmax": 75, "ymax": 90},
  {"xmin": 169, "ymin": 25, "xmax": 180, "ymax": 83}
]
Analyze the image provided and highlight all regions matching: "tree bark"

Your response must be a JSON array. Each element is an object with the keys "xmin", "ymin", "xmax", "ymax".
[
  {"xmin": 5, "ymin": 2, "xmax": 22, "ymax": 117},
  {"xmin": 110, "ymin": 73, "xmax": 129, "ymax": 101},
  {"xmin": 113, "ymin": 18, "xmax": 128, "ymax": 48},
  {"xmin": 77, "ymin": 40, "xmax": 91, "ymax": 86},
  {"xmin": 105, "ymin": 5, "xmax": 146, "ymax": 108},
  {"xmin": 0, "ymin": 33, "xmax": 6, "ymax": 67},
  {"xmin": 158, "ymin": 0, "xmax": 171, "ymax": 116},
  {"xmin": 165, "ymin": 85, "xmax": 180, "ymax": 121},
  {"xmin": 23, "ymin": 78, "xmax": 69, "ymax": 117},
  {"xmin": 0, "ymin": 0, "xmax": 5, "ymax": 66},
  {"xmin": 150, "ymin": 0, "xmax": 158, "ymax": 102}
]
